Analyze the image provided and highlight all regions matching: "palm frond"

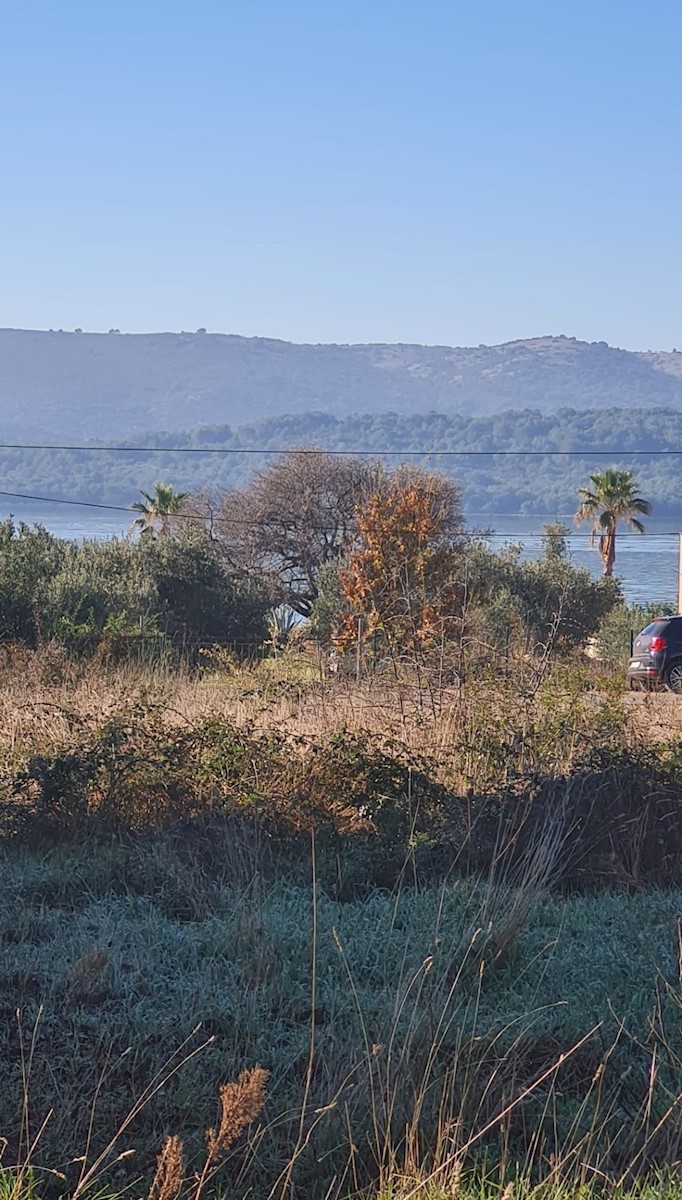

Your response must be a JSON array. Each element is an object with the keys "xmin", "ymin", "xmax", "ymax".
[{"xmin": 574, "ymin": 468, "xmax": 650, "ymax": 574}]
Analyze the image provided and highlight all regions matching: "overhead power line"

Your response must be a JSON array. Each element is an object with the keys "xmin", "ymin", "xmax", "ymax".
[
  {"xmin": 0, "ymin": 489, "xmax": 131, "ymax": 513},
  {"xmin": 0, "ymin": 443, "xmax": 682, "ymax": 457},
  {"xmin": 0, "ymin": 487, "xmax": 679, "ymax": 539}
]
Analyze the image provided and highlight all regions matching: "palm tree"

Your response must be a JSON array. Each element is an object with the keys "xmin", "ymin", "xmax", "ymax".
[
  {"xmin": 129, "ymin": 482, "xmax": 190, "ymax": 538},
  {"xmin": 575, "ymin": 468, "xmax": 651, "ymax": 576}
]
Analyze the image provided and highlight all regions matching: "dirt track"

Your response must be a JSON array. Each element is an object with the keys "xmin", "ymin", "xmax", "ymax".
[{"xmin": 625, "ymin": 689, "xmax": 682, "ymax": 740}]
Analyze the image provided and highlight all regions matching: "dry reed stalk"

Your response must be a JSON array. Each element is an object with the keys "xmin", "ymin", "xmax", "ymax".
[
  {"xmin": 189, "ymin": 1067, "xmax": 269, "ymax": 1200},
  {"xmin": 148, "ymin": 1135, "xmax": 185, "ymax": 1200}
]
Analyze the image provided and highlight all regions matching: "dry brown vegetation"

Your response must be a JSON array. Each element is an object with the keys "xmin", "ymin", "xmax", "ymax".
[
  {"xmin": 1, "ymin": 647, "xmax": 682, "ymax": 1200},
  {"xmin": 0, "ymin": 638, "xmax": 661, "ymax": 760}
]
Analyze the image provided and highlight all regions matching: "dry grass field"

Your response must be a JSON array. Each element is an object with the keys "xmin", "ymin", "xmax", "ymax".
[{"xmin": 0, "ymin": 647, "xmax": 681, "ymax": 1200}]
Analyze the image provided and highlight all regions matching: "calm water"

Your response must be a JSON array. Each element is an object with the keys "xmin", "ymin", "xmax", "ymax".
[
  {"xmin": 4, "ymin": 507, "xmax": 680, "ymax": 609},
  {"xmin": 484, "ymin": 526, "xmax": 679, "ymax": 607}
]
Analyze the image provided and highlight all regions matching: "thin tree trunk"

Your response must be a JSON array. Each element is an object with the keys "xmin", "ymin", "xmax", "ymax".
[{"xmin": 599, "ymin": 528, "xmax": 616, "ymax": 576}]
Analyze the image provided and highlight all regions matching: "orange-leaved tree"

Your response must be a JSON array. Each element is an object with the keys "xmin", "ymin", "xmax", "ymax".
[{"xmin": 335, "ymin": 467, "xmax": 465, "ymax": 660}]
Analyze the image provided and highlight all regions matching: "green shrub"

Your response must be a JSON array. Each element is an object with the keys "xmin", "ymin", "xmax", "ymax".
[
  {"xmin": 0, "ymin": 523, "xmax": 270, "ymax": 660},
  {"xmin": 464, "ymin": 530, "xmax": 621, "ymax": 659}
]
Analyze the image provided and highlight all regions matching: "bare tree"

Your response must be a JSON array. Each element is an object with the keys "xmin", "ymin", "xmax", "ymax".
[{"xmin": 189, "ymin": 449, "xmax": 378, "ymax": 617}]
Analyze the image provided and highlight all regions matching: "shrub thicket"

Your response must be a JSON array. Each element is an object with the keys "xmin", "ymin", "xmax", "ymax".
[
  {"xmin": 312, "ymin": 529, "xmax": 620, "ymax": 670},
  {"xmin": 0, "ymin": 520, "xmax": 269, "ymax": 657},
  {"xmin": 2, "ymin": 670, "xmax": 680, "ymax": 895}
]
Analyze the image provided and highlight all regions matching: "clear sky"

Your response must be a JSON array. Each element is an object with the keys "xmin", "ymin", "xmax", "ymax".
[{"xmin": 1, "ymin": 0, "xmax": 680, "ymax": 348}]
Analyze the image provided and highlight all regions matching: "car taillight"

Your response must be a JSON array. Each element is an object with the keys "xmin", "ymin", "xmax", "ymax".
[{"xmin": 650, "ymin": 635, "xmax": 666, "ymax": 652}]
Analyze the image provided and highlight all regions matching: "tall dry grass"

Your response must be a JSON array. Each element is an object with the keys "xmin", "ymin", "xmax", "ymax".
[
  {"xmin": 0, "ymin": 647, "xmax": 681, "ymax": 1198},
  {"xmin": 0, "ymin": 638, "xmax": 662, "ymax": 769}
]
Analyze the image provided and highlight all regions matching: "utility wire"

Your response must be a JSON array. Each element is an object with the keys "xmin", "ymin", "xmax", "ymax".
[
  {"xmin": 0, "ymin": 490, "xmax": 612, "ymax": 521},
  {"xmin": 0, "ymin": 489, "xmax": 132, "ymax": 513},
  {"xmin": 1, "ymin": 442, "xmax": 682, "ymax": 456},
  {"xmin": 0, "ymin": 487, "xmax": 679, "ymax": 538}
]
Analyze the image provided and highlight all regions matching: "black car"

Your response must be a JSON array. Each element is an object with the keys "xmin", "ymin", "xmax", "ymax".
[{"xmin": 627, "ymin": 616, "xmax": 682, "ymax": 691}]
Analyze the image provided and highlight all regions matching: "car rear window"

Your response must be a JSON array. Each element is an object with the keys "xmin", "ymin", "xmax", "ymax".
[{"xmin": 640, "ymin": 621, "xmax": 669, "ymax": 636}]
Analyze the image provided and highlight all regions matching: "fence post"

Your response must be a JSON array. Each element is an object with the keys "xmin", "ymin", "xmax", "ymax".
[{"xmin": 355, "ymin": 615, "xmax": 364, "ymax": 685}]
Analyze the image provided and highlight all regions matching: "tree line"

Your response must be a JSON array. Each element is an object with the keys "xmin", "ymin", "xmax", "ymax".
[
  {"xmin": 1, "ymin": 452, "xmax": 646, "ymax": 669},
  {"xmin": 1, "ymin": 407, "xmax": 681, "ymax": 517}
]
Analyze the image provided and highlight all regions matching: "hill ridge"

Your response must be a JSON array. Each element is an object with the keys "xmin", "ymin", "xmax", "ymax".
[{"xmin": 2, "ymin": 328, "xmax": 682, "ymax": 440}]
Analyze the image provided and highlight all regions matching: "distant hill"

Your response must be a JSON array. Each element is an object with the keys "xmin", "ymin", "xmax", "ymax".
[{"xmin": 2, "ymin": 329, "xmax": 682, "ymax": 439}]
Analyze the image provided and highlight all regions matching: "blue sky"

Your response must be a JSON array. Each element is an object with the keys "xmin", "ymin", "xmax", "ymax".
[{"xmin": 1, "ymin": 0, "xmax": 680, "ymax": 348}]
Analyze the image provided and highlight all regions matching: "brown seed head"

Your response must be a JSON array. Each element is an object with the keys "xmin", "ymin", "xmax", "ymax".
[{"xmin": 206, "ymin": 1066, "xmax": 269, "ymax": 1161}]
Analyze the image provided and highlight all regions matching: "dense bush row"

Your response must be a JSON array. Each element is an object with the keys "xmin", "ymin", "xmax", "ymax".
[
  {"xmin": 0, "ymin": 517, "xmax": 622, "ymax": 673},
  {"xmin": 0, "ymin": 520, "xmax": 269, "ymax": 657}
]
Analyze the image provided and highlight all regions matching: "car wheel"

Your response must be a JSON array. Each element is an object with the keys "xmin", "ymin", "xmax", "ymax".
[{"xmin": 666, "ymin": 662, "xmax": 682, "ymax": 693}]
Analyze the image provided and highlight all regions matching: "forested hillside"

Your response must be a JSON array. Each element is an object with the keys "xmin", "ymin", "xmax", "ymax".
[
  {"xmin": 3, "ymin": 407, "xmax": 682, "ymax": 517},
  {"xmin": 2, "ymin": 329, "xmax": 682, "ymax": 438}
]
